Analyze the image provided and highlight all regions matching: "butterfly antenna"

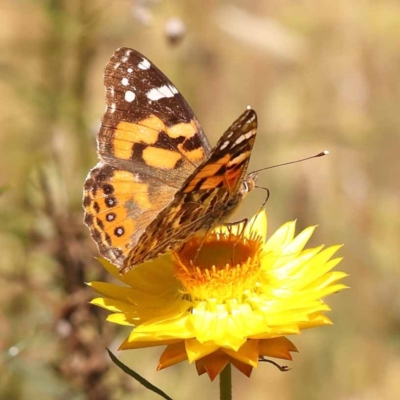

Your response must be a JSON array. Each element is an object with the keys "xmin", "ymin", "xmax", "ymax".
[
  {"xmin": 249, "ymin": 151, "xmax": 327, "ymax": 220},
  {"xmin": 251, "ymin": 150, "xmax": 329, "ymax": 175}
]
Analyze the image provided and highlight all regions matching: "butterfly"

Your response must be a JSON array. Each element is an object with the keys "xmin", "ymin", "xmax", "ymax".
[{"xmin": 83, "ymin": 47, "xmax": 258, "ymax": 274}]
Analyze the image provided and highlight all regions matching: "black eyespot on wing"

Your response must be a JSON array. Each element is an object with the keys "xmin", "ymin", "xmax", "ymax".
[
  {"xmin": 114, "ymin": 227, "xmax": 125, "ymax": 237},
  {"xmin": 106, "ymin": 212, "xmax": 116, "ymax": 222},
  {"xmin": 105, "ymin": 197, "xmax": 117, "ymax": 207},
  {"xmin": 102, "ymin": 184, "xmax": 114, "ymax": 195}
]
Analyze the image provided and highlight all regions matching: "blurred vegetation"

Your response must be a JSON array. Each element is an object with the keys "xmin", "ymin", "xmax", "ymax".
[{"xmin": 1, "ymin": 0, "xmax": 400, "ymax": 399}]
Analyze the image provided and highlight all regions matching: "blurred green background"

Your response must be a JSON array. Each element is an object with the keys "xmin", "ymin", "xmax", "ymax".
[{"xmin": 1, "ymin": 0, "xmax": 400, "ymax": 399}]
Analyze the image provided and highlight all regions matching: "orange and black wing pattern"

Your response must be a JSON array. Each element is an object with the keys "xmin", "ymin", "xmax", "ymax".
[
  {"xmin": 83, "ymin": 48, "xmax": 210, "ymax": 267},
  {"xmin": 83, "ymin": 47, "xmax": 258, "ymax": 273},
  {"xmin": 121, "ymin": 109, "xmax": 257, "ymax": 272}
]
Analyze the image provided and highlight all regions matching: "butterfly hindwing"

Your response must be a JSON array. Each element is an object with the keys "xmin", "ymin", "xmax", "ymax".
[{"xmin": 83, "ymin": 163, "xmax": 177, "ymax": 266}]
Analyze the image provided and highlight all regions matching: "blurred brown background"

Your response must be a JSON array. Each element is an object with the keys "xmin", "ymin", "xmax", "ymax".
[{"xmin": 1, "ymin": 0, "xmax": 399, "ymax": 399}]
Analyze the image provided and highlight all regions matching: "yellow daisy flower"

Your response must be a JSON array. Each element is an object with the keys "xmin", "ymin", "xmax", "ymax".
[{"xmin": 89, "ymin": 211, "xmax": 347, "ymax": 381}]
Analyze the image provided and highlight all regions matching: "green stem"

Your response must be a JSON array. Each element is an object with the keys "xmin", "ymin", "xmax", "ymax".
[{"xmin": 219, "ymin": 364, "xmax": 232, "ymax": 400}]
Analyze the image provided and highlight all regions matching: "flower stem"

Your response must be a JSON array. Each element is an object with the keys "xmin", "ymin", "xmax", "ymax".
[{"xmin": 219, "ymin": 364, "xmax": 232, "ymax": 400}]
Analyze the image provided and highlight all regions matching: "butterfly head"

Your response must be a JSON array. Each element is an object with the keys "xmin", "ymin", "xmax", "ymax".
[{"xmin": 241, "ymin": 172, "xmax": 258, "ymax": 196}]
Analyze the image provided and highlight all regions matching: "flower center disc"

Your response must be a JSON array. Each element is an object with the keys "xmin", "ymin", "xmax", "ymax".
[
  {"xmin": 179, "ymin": 236, "xmax": 253, "ymax": 269},
  {"xmin": 173, "ymin": 230, "xmax": 263, "ymax": 300}
]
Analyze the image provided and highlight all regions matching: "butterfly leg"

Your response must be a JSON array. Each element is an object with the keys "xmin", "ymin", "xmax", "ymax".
[
  {"xmin": 255, "ymin": 185, "xmax": 270, "ymax": 211},
  {"xmin": 243, "ymin": 185, "xmax": 270, "ymax": 237},
  {"xmin": 223, "ymin": 218, "xmax": 249, "ymax": 265},
  {"xmin": 192, "ymin": 227, "xmax": 214, "ymax": 264}
]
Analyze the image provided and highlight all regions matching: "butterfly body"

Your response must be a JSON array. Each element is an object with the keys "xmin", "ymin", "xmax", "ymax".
[{"xmin": 83, "ymin": 47, "xmax": 258, "ymax": 273}]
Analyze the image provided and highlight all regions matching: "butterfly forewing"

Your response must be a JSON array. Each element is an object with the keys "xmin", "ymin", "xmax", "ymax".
[
  {"xmin": 121, "ymin": 109, "xmax": 257, "ymax": 272},
  {"xmin": 99, "ymin": 47, "xmax": 211, "ymax": 182},
  {"xmin": 181, "ymin": 109, "xmax": 257, "ymax": 195}
]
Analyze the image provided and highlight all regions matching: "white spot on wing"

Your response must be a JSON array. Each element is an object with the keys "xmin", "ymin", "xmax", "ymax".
[
  {"xmin": 220, "ymin": 140, "xmax": 230, "ymax": 150},
  {"xmin": 146, "ymin": 85, "xmax": 176, "ymax": 101},
  {"xmin": 169, "ymin": 84, "xmax": 178, "ymax": 94},
  {"xmin": 127, "ymin": 68, "xmax": 133, "ymax": 73},
  {"xmin": 234, "ymin": 130, "xmax": 255, "ymax": 146},
  {"xmin": 228, "ymin": 152, "xmax": 249, "ymax": 167},
  {"xmin": 133, "ymin": 173, "xmax": 141, "ymax": 182},
  {"xmin": 125, "ymin": 90, "xmax": 136, "ymax": 102},
  {"xmin": 107, "ymin": 214, "xmax": 115, "ymax": 221},
  {"xmin": 121, "ymin": 56, "xmax": 128, "ymax": 62},
  {"xmin": 110, "ymin": 103, "xmax": 116, "ymax": 113},
  {"xmin": 113, "ymin": 62, "xmax": 120, "ymax": 70},
  {"xmin": 234, "ymin": 135, "xmax": 246, "ymax": 146},
  {"xmin": 121, "ymin": 77, "xmax": 129, "ymax": 86},
  {"xmin": 138, "ymin": 58, "xmax": 151, "ymax": 70}
]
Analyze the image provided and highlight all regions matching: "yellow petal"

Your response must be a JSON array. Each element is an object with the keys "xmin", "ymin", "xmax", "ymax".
[
  {"xmin": 222, "ymin": 339, "xmax": 259, "ymax": 367},
  {"xmin": 185, "ymin": 339, "xmax": 220, "ymax": 362},
  {"xmin": 90, "ymin": 297, "xmax": 136, "ymax": 313},
  {"xmin": 298, "ymin": 314, "xmax": 333, "ymax": 329},
  {"xmin": 88, "ymin": 281, "xmax": 134, "ymax": 301},
  {"xmin": 282, "ymin": 225, "xmax": 317, "ymax": 255},
  {"xmin": 244, "ymin": 210, "xmax": 267, "ymax": 242},
  {"xmin": 264, "ymin": 220, "xmax": 297, "ymax": 250}
]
